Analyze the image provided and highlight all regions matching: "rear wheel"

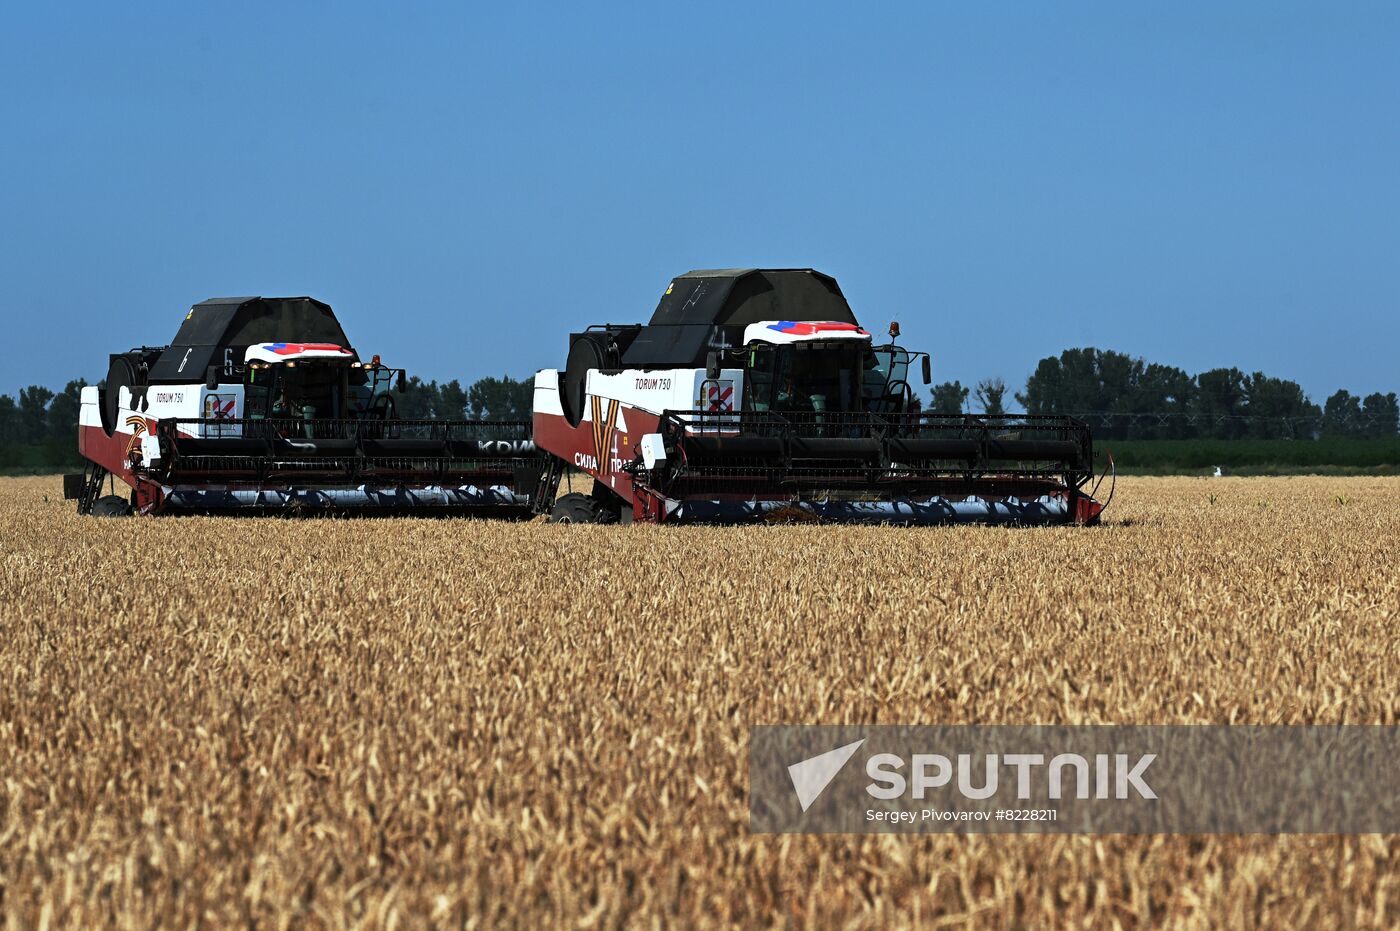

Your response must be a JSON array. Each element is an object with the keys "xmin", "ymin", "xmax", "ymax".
[
  {"xmin": 549, "ymin": 492, "xmax": 618, "ymax": 524},
  {"xmin": 91, "ymin": 494, "xmax": 133, "ymax": 517}
]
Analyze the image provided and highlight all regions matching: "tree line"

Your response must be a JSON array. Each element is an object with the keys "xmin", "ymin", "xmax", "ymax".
[
  {"xmin": 929, "ymin": 347, "xmax": 1398, "ymax": 440},
  {"xmin": 391, "ymin": 375, "xmax": 533, "ymax": 421},
  {"xmin": 0, "ymin": 381, "xmax": 87, "ymax": 448}
]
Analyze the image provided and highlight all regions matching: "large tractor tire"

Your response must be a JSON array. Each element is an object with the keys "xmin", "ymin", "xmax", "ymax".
[
  {"xmin": 549, "ymin": 492, "xmax": 618, "ymax": 524},
  {"xmin": 90, "ymin": 494, "xmax": 133, "ymax": 517},
  {"xmin": 102, "ymin": 354, "xmax": 142, "ymax": 435},
  {"xmin": 561, "ymin": 336, "xmax": 606, "ymax": 427}
]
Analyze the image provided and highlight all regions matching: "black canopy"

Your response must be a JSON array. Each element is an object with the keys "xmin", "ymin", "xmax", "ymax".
[
  {"xmin": 148, "ymin": 297, "xmax": 352, "ymax": 382},
  {"xmin": 647, "ymin": 269, "xmax": 854, "ymax": 327},
  {"xmin": 621, "ymin": 269, "xmax": 857, "ymax": 366}
]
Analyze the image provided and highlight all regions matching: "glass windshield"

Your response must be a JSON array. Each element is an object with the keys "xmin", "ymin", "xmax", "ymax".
[
  {"xmin": 744, "ymin": 343, "xmax": 870, "ymax": 414},
  {"xmin": 742, "ymin": 343, "xmax": 920, "ymax": 414},
  {"xmin": 243, "ymin": 362, "xmax": 370, "ymax": 420}
]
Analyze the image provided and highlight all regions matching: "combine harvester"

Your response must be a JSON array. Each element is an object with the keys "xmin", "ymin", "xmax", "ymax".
[
  {"xmin": 66, "ymin": 296, "xmax": 537, "ymax": 515},
  {"xmin": 532, "ymin": 268, "xmax": 1109, "ymax": 525}
]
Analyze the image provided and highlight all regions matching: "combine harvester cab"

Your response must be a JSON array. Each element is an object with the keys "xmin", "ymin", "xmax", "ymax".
[
  {"xmin": 68, "ymin": 296, "xmax": 538, "ymax": 516},
  {"xmin": 532, "ymin": 268, "xmax": 1108, "ymax": 525}
]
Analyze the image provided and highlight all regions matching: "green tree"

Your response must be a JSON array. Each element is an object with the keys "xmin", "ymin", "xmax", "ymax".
[
  {"xmin": 393, "ymin": 376, "xmax": 441, "ymax": 419},
  {"xmin": 1190, "ymin": 368, "xmax": 1247, "ymax": 440},
  {"xmin": 1016, "ymin": 356, "xmax": 1066, "ymax": 414},
  {"xmin": 929, "ymin": 381, "xmax": 969, "ymax": 415},
  {"xmin": 438, "ymin": 379, "xmax": 468, "ymax": 420},
  {"xmin": 1131, "ymin": 363, "xmax": 1195, "ymax": 439},
  {"xmin": 1361, "ymin": 392, "xmax": 1400, "ymax": 438},
  {"xmin": 1016, "ymin": 348, "xmax": 1164, "ymax": 438},
  {"xmin": 0, "ymin": 394, "xmax": 17, "ymax": 446},
  {"xmin": 974, "ymin": 377, "xmax": 1006, "ymax": 416},
  {"xmin": 46, "ymin": 379, "xmax": 86, "ymax": 442},
  {"xmin": 1241, "ymin": 373, "xmax": 1318, "ymax": 439},
  {"xmin": 1322, "ymin": 390, "xmax": 1363, "ymax": 437},
  {"xmin": 389, "ymin": 375, "xmax": 533, "ymax": 421},
  {"xmin": 17, "ymin": 386, "xmax": 54, "ymax": 444},
  {"xmin": 1044, "ymin": 348, "xmax": 1107, "ymax": 413},
  {"xmin": 467, "ymin": 375, "xmax": 532, "ymax": 420}
]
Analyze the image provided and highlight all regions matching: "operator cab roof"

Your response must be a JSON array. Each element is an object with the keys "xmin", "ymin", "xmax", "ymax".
[{"xmin": 742, "ymin": 320, "xmax": 871, "ymax": 346}]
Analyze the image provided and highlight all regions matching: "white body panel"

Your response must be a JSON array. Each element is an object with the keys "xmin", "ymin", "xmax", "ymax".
[
  {"xmin": 79, "ymin": 385, "xmax": 101, "ymax": 428},
  {"xmin": 586, "ymin": 368, "xmax": 741, "ymax": 416},
  {"xmin": 533, "ymin": 369, "xmax": 565, "ymax": 417},
  {"xmin": 78, "ymin": 383, "xmax": 246, "ymax": 438},
  {"xmin": 533, "ymin": 367, "xmax": 743, "ymax": 419}
]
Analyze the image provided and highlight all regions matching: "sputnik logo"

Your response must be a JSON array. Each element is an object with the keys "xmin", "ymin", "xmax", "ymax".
[{"xmin": 787, "ymin": 739, "xmax": 865, "ymax": 812}]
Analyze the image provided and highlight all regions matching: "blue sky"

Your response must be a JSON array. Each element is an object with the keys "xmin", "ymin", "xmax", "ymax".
[{"xmin": 2, "ymin": 3, "xmax": 1396, "ymax": 402}]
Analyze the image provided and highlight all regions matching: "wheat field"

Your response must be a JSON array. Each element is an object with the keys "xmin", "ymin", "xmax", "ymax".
[{"xmin": 0, "ymin": 474, "xmax": 1396, "ymax": 928}]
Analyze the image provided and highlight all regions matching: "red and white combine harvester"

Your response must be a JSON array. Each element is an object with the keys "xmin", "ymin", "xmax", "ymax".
[
  {"xmin": 69, "ymin": 273, "xmax": 1108, "ymax": 524},
  {"xmin": 67, "ymin": 296, "xmax": 536, "ymax": 515},
  {"xmin": 531, "ymin": 268, "xmax": 1109, "ymax": 524}
]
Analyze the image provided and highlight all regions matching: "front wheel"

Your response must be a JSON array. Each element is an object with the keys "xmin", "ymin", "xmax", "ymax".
[
  {"xmin": 549, "ymin": 492, "xmax": 618, "ymax": 524},
  {"xmin": 90, "ymin": 494, "xmax": 133, "ymax": 517}
]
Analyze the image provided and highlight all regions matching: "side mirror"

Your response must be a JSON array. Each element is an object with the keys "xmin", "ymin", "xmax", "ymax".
[
  {"xmin": 206, "ymin": 365, "xmax": 219, "ymax": 390},
  {"xmin": 705, "ymin": 351, "xmax": 721, "ymax": 381},
  {"xmin": 396, "ymin": 370, "xmax": 407, "ymax": 393},
  {"xmin": 921, "ymin": 356, "xmax": 932, "ymax": 385}
]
